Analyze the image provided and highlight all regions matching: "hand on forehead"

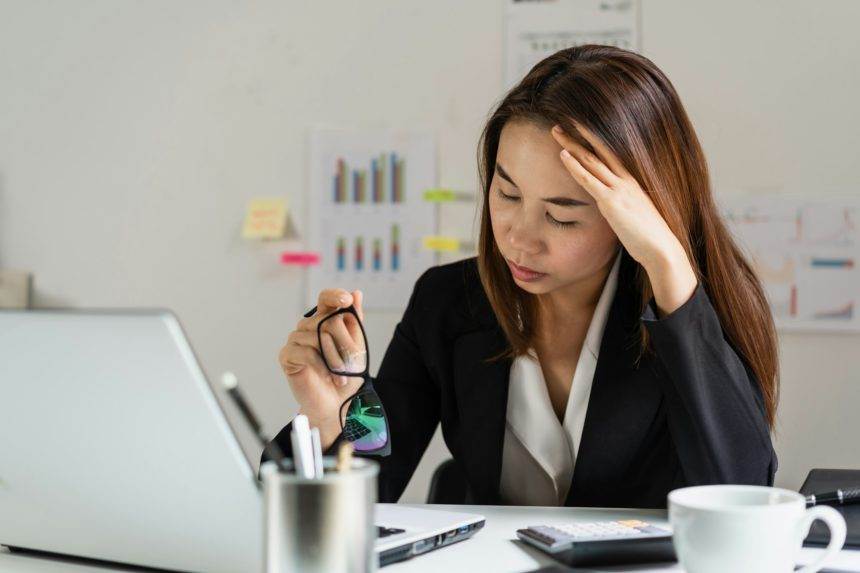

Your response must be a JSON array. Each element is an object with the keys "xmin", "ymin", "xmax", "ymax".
[{"xmin": 496, "ymin": 119, "xmax": 596, "ymax": 205}]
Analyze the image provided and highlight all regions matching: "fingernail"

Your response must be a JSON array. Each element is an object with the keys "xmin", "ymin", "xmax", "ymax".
[
  {"xmin": 338, "ymin": 295, "xmax": 349, "ymax": 304},
  {"xmin": 552, "ymin": 125, "xmax": 562, "ymax": 133},
  {"xmin": 561, "ymin": 149, "xmax": 571, "ymax": 158}
]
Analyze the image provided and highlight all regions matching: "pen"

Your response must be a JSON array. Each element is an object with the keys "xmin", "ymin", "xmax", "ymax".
[
  {"xmin": 221, "ymin": 372, "xmax": 287, "ymax": 473},
  {"xmin": 290, "ymin": 430, "xmax": 306, "ymax": 478},
  {"xmin": 311, "ymin": 427, "xmax": 324, "ymax": 479},
  {"xmin": 291, "ymin": 415, "xmax": 316, "ymax": 479},
  {"xmin": 806, "ymin": 487, "xmax": 860, "ymax": 507}
]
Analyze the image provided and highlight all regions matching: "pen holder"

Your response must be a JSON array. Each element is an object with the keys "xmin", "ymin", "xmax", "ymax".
[{"xmin": 260, "ymin": 457, "xmax": 379, "ymax": 573}]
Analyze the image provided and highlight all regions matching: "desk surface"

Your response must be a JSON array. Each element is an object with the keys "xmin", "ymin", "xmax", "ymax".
[{"xmin": 2, "ymin": 504, "xmax": 859, "ymax": 572}]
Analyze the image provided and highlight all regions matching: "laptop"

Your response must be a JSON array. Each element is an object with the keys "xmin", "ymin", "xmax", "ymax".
[{"xmin": 0, "ymin": 309, "xmax": 484, "ymax": 571}]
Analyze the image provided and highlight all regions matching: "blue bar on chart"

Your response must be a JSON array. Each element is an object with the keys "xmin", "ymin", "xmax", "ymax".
[
  {"xmin": 810, "ymin": 257, "xmax": 855, "ymax": 268},
  {"xmin": 336, "ymin": 237, "xmax": 346, "ymax": 271},
  {"xmin": 372, "ymin": 238, "xmax": 382, "ymax": 271}
]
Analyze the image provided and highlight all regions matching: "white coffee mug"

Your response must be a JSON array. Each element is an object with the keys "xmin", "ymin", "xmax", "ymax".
[{"xmin": 668, "ymin": 484, "xmax": 846, "ymax": 573}]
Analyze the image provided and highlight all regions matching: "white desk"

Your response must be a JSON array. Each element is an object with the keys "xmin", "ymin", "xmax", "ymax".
[{"xmin": 1, "ymin": 504, "xmax": 858, "ymax": 572}]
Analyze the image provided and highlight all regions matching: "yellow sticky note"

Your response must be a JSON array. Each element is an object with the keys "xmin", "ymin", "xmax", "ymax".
[
  {"xmin": 242, "ymin": 198, "xmax": 288, "ymax": 239},
  {"xmin": 422, "ymin": 236, "xmax": 460, "ymax": 252}
]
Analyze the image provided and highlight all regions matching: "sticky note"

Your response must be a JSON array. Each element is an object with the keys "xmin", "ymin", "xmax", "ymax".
[
  {"xmin": 422, "ymin": 236, "xmax": 462, "ymax": 252},
  {"xmin": 242, "ymin": 198, "xmax": 288, "ymax": 239},
  {"xmin": 280, "ymin": 252, "xmax": 320, "ymax": 266},
  {"xmin": 423, "ymin": 188, "xmax": 475, "ymax": 202},
  {"xmin": 0, "ymin": 270, "xmax": 32, "ymax": 309}
]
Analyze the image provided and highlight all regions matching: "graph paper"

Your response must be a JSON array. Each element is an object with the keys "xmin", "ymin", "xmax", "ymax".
[{"xmin": 307, "ymin": 127, "xmax": 438, "ymax": 311}]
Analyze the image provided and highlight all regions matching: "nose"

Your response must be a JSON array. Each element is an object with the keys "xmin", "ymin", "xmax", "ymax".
[{"xmin": 507, "ymin": 213, "xmax": 542, "ymax": 255}]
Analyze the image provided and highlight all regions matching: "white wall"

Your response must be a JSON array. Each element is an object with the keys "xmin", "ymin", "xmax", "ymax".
[{"xmin": 1, "ymin": 0, "xmax": 857, "ymax": 503}]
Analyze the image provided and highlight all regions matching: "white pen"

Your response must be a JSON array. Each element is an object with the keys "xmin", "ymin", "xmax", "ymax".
[
  {"xmin": 290, "ymin": 430, "xmax": 305, "ymax": 478},
  {"xmin": 310, "ymin": 427, "xmax": 324, "ymax": 479},
  {"xmin": 291, "ymin": 415, "xmax": 315, "ymax": 479}
]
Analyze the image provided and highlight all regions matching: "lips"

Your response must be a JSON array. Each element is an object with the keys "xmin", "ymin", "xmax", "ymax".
[
  {"xmin": 505, "ymin": 259, "xmax": 547, "ymax": 282},
  {"xmin": 510, "ymin": 260, "xmax": 542, "ymax": 274}
]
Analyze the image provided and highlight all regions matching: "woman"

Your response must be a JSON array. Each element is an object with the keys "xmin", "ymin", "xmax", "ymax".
[{"xmin": 266, "ymin": 44, "xmax": 779, "ymax": 508}]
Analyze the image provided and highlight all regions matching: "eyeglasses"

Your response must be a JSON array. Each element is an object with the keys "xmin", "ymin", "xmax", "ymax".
[{"xmin": 304, "ymin": 304, "xmax": 391, "ymax": 456}]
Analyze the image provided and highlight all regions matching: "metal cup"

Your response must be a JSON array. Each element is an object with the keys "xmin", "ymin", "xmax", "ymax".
[{"xmin": 260, "ymin": 457, "xmax": 379, "ymax": 573}]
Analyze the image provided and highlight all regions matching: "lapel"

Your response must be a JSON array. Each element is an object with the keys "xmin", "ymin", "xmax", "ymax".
[
  {"xmin": 449, "ymin": 260, "xmax": 512, "ymax": 504},
  {"xmin": 451, "ymin": 326, "xmax": 511, "ymax": 504},
  {"xmin": 564, "ymin": 252, "xmax": 663, "ymax": 505}
]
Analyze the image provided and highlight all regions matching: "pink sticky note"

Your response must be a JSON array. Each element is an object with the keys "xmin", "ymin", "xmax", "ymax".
[{"xmin": 280, "ymin": 252, "xmax": 321, "ymax": 266}]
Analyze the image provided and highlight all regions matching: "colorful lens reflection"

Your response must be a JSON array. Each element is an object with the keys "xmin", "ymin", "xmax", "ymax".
[{"xmin": 342, "ymin": 389, "xmax": 388, "ymax": 452}]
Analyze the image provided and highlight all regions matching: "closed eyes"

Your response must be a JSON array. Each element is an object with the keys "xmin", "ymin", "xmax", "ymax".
[{"xmin": 495, "ymin": 188, "xmax": 579, "ymax": 228}]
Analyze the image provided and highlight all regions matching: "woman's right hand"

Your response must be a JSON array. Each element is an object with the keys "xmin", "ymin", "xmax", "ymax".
[{"xmin": 278, "ymin": 288, "xmax": 366, "ymax": 450}]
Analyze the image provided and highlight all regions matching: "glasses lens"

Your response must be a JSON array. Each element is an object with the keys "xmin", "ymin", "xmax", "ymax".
[
  {"xmin": 319, "ymin": 310, "xmax": 367, "ymax": 375},
  {"xmin": 341, "ymin": 387, "xmax": 388, "ymax": 452}
]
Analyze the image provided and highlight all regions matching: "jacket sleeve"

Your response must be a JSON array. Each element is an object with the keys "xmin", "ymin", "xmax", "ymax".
[
  {"xmin": 261, "ymin": 270, "xmax": 441, "ymax": 502},
  {"xmin": 641, "ymin": 282, "xmax": 778, "ymax": 486}
]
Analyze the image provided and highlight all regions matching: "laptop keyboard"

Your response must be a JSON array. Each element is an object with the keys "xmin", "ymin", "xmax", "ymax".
[
  {"xmin": 344, "ymin": 418, "xmax": 372, "ymax": 441},
  {"xmin": 377, "ymin": 526, "xmax": 405, "ymax": 538}
]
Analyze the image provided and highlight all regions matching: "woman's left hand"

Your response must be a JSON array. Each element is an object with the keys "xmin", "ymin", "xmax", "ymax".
[{"xmin": 550, "ymin": 122, "xmax": 698, "ymax": 316}]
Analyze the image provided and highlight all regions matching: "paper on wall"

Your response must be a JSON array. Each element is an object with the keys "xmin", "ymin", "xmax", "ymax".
[
  {"xmin": 504, "ymin": 0, "xmax": 641, "ymax": 91},
  {"xmin": 719, "ymin": 192, "xmax": 860, "ymax": 333}
]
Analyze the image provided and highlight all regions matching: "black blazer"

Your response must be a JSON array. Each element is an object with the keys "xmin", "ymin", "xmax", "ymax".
[{"xmin": 264, "ymin": 250, "xmax": 778, "ymax": 508}]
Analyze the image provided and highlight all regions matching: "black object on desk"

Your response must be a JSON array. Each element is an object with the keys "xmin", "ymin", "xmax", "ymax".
[
  {"xmin": 516, "ymin": 519, "xmax": 675, "ymax": 567},
  {"xmin": 800, "ymin": 469, "xmax": 860, "ymax": 549},
  {"xmin": 806, "ymin": 487, "xmax": 860, "ymax": 508}
]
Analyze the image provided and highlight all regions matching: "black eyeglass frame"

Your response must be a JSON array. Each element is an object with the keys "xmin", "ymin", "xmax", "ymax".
[{"xmin": 306, "ymin": 304, "xmax": 391, "ymax": 456}]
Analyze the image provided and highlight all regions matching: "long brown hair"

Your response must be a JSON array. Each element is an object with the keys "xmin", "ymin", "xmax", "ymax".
[{"xmin": 476, "ymin": 44, "xmax": 779, "ymax": 429}]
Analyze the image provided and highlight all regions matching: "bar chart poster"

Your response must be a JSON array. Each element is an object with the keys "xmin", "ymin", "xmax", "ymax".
[
  {"xmin": 307, "ymin": 128, "xmax": 437, "ymax": 310},
  {"xmin": 720, "ymin": 192, "xmax": 860, "ymax": 332}
]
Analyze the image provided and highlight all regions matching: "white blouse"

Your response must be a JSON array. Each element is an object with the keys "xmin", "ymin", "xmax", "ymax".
[{"xmin": 498, "ymin": 250, "xmax": 622, "ymax": 506}]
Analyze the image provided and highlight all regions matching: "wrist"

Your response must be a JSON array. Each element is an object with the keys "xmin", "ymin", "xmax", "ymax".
[
  {"xmin": 317, "ymin": 425, "xmax": 342, "ymax": 452},
  {"xmin": 644, "ymin": 243, "xmax": 698, "ymax": 317},
  {"xmin": 642, "ymin": 239, "xmax": 688, "ymax": 277}
]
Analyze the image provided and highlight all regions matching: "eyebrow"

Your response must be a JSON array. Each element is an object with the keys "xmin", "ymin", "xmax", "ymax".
[{"xmin": 495, "ymin": 163, "xmax": 591, "ymax": 207}]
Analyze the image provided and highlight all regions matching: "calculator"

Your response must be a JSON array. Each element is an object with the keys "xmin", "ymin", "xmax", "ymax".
[{"xmin": 516, "ymin": 519, "xmax": 676, "ymax": 567}]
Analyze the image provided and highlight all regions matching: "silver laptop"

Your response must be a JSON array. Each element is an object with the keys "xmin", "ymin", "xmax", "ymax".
[{"xmin": 0, "ymin": 309, "xmax": 483, "ymax": 571}]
